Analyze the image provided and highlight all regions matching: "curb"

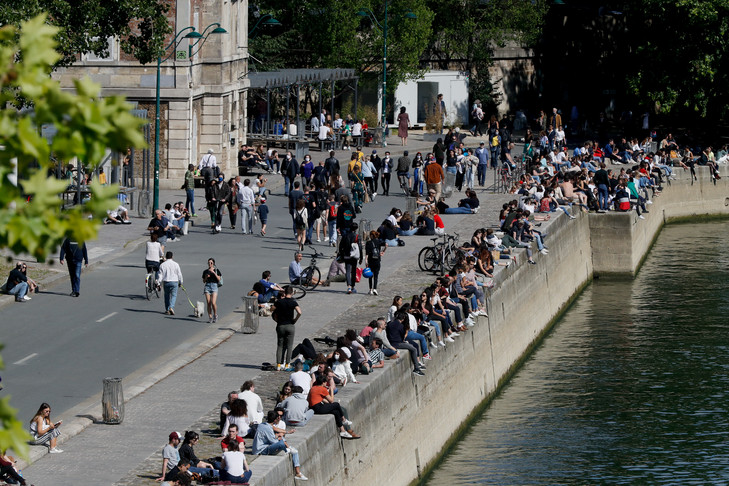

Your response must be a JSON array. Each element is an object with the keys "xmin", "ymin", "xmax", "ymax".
[{"xmin": 18, "ymin": 306, "xmax": 243, "ymax": 470}]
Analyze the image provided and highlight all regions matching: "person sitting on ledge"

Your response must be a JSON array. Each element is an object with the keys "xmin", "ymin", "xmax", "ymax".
[
  {"xmin": 308, "ymin": 375, "xmax": 361, "ymax": 439},
  {"xmin": 252, "ymin": 410, "xmax": 309, "ymax": 481}
]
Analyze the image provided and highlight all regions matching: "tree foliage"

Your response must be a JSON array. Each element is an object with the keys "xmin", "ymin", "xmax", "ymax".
[
  {"xmin": 249, "ymin": 0, "xmax": 433, "ymax": 88},
  {"xmin": 0, "ymin": 0, "xmax": 171, "ymax": 65},
  {"xmin": 423, "ymin": 0, "xmax": 547, "ymax": 108},
  {"xmin": 623, "ymin": 0, "xmax": 729, "ymax": 117},
  {"xmin": 0, "ymin": 13, "xmax": 145, "ymax": 459}
]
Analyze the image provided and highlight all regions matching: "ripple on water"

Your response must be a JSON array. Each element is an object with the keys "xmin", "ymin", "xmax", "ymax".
[{"xmin": 426, "ymin": 221, "xmax": 729, "ymax": 485}]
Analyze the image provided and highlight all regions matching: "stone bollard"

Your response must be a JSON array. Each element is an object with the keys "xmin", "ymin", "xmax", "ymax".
[
  {"xmin": 102, "ymin": 377, "xmax": 124, "ymax": 424},
  {"xmin": 242, "ymin": 295, "xmax": 260, "ymax": 334}
]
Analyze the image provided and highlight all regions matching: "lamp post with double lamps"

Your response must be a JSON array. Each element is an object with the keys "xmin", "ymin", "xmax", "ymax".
[
  {"xmin": 153, "ymin": 24, "xmax": 227, "ymax": 211},
  {"xmin": 357, "ymin": 3, "xmax": 416, "ymax": 147}
]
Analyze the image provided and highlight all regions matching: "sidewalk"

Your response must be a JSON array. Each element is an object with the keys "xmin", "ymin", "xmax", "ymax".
[{"xmin": 21, "ymin": 131, "xmax": 514, "ymax": 485}]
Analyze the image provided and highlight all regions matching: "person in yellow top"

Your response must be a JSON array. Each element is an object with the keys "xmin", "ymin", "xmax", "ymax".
[
  {"xmin": 98, "ymin": 167, "xmax": 107, "ymax": 185},
  {"xmin": 355, "ymin": 147, "xmax": 364, "ymax": 163},
  {"xmin": 347, "ymin": 154, "xmax": 362, "ymax": 187}
]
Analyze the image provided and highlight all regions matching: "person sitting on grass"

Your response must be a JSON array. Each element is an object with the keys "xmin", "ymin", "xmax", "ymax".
[
  {"xmin": 178, "ymin": 431, "xmax": 219, "ymax": 480},
  {"xmin": 252, "ymin": 410, "xmax": 308, "ymax": 481},
  {"xmin": 280, "ymin": 385, "xmax": 315, "ymax": 427}
]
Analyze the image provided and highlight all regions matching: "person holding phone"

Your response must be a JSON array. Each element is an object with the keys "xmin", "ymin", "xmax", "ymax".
[
  {"xmin": 29, "ymin": 402, "xmax": 63, "ymax": 453},
  {"xmin": 202, "ymin": 258, "xmax": 222, "ymax": 323}
]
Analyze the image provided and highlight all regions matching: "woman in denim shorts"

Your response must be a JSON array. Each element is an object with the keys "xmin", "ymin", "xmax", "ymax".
[{"xmin": 202, "ymin": 258, "xmax": 222, "ymax": 323}]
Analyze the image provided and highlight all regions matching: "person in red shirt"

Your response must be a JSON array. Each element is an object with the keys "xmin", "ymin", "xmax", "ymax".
[
  {"xmin": 433, "ymin": 208, "xmax": 445, "ymax": 236},
  {"xmin": 308, "ymin": 374, "xmax": 360, "ymax": 439},
  {"xmin": 220, "ymin": 423, "xmax": 245, "ymax": 452}
]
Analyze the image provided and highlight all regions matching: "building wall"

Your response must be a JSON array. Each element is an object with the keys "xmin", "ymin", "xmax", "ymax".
[
  {"xmin": 51, "ymin": 0, "xmax": 250, "ymax": 191},
  {"xmin": 393, "ymin": 70, "xmax": 469, "ymax": 126}
]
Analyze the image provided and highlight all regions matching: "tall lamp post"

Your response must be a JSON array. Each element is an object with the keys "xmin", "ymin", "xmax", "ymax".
[
  {"xmin": 357, "ymin": 3, "xmax": 416, "ymax": 147},
  {"xmin": 154, "ymin": 24, "xmax": 227, "ymax": 211}
]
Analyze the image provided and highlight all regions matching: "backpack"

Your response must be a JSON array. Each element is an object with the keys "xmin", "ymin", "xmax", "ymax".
[
  {"xmin": 295, "ymin": 209, "xmax": 306, "ymax": 229},
  {"xmin": 491, "ymin": 135, "xmax": 499, "ymax": 147},
  {"xmin": 350, "ymin": 239, "xmax": 360, "ymax": 260},
  {"xmin": 280, "ymin": 157, "xmax": 290, "ymax": 174},
  {"xmin": 329, "ymin": 202, "xmax": 337, "ymax": 218}
]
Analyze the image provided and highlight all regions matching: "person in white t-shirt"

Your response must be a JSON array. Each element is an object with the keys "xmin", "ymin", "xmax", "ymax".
[
  {"xmin": 289, "ymin": 361, "xmax": 311, "ymax": 397},
  {"xmin": 220, "ymin": 440, "xmax": 252, "ymax": 484},
  {"xmin": 352, "ymin": 120, "xmax": 362, "ymax": 137},
  {"xmin": 239, "ymin": 381, "xmax": 264, "ymax": 425}
]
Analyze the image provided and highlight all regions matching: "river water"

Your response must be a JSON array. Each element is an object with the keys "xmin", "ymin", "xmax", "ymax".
[{"xmin": 426, "ymin": 221, "xmax": 729, "ymax": 485}]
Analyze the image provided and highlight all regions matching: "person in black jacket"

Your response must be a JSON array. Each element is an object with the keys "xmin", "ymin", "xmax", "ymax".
[
  {"xmin": 206, "ymin": 173, "xmax": 231, "ymax": 234},
  {"xmin": 339, "ymin": 222, "xmax": 362, "ymax": 295},
  {"xmin": 178, "ymin": 431, "xmax": 219, "ymax": 480},
  {"xmin": 59, "ymin": 238, "xmax": 88, "ymax": 297},
  {"xmin": 365, "ymin": 230, "xmax": 385, "ymax": 295}
]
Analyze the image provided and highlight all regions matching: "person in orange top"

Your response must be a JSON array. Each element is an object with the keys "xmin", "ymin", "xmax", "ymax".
[
  {"xmin": 308, "ymin": 374, "xmax": 360, "ymax": 439},
  {"xmin": 423, "ymin": 160, "xmax": 444, "ymax": 201}
]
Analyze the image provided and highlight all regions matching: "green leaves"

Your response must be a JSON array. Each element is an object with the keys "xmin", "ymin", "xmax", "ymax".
[{"xmin": 0, "ymin": 13, "xmax": 147, "ymax": 459}]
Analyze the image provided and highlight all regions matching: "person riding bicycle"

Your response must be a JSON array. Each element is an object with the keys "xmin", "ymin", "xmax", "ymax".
[
  {"xmin": 396, "ymin": 151, "xmax": 411, "ymax": 191},
  {"xmin": 288, "ymin": 251, "xmax": 320, "ymax": 286},
  {"xmin": 145, "ymin": 233, "xmax": 164, "ymax": 289}
]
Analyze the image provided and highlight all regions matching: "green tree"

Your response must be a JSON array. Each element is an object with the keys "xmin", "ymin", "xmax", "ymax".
[
  {"xmin": 0, "ymin": 0, "xmax": 170, "ymax": 65},
  {"xmin": 623, "ymin": 0, "xmax": 729, "ymax": 117},
  {"xmin": 0, "ymin": 15, "xmax": 145, "ymax": 457},
  {"xmin": 249, "ymin": 0, "xmax": 433, "ymax": 88},
  {"xmin": 423, "ymin": 0, "xmax": 547, "ymax": 109}
]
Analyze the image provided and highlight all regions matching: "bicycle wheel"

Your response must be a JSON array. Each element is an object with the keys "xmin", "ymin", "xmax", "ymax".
[
  {"xmin": 301, "ymin": 266, "xmax": 321, "ymax": 291},
  {"xmin": 153, "ymin": 279, "xmax": 160, "ymax": 298},
  {"xmin": 145, "ymin": 275, "xmax": 151, "ymax": 300},
  {"xmin": 291, "ymin": 286, "xmax": 307, "ymax": 300},
  {"xmin": 418, "ymin": 247, "xmax": 438, "ymax": 272}
]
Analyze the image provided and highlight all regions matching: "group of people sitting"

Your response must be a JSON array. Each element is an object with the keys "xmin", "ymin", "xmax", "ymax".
[{"xmin": 157, "ymin": 381, "xmax": 308, "ymax": 484}]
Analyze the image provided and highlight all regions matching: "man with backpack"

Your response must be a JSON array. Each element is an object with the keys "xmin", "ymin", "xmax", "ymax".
[{"xmin": 324, "ymin": 151, "xmax": 340, "ymax": 189}]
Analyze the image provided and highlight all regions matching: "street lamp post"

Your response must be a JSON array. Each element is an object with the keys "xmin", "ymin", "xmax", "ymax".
[
  {"xmin": 153, "ymin": 24, "xmax": 226, "ymax": 211},
  {"xmin": 357, "ymin": 3, "xmax": 416, "ymax": 147}
]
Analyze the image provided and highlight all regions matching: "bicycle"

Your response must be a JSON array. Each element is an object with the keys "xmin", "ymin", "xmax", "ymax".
[
  {"xmin": 145, "ymin": 265, "xmax": 160, "ymax": 300},
  {"xmin": 291, "ymin": 246, "xmax": 328, "ymax": 298},
  {"xmin": 397, "ymin": 173, "xmax": 411, "ymax": 196},
  {"xmin": 418, "ymin": 232, "xmax": 461, "ymax": 275}
]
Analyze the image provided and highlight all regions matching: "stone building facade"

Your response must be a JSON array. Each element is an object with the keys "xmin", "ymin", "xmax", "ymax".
[{"xmin": 52, "ymin": 0, "xmax": 250, "ymax": 188}]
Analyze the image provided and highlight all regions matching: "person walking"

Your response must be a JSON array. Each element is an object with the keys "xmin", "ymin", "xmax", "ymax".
[
  {"xmin": 365, "ymin": 230, "xmax": 385, "ymax": 295},
  {"xmin": 159, "ymin": 251, "xmax": 183, "ymax": 315},
  {"xmin": 380, "ymin": 151, "xmax": 393, "ymax": 196},
  {"xmin": 271, "ymin": 286, "xmax": 301, "ymax": 370},
  {"xmin": 202, "ymin": 258, "xmax": 222, "ymax": 323},
  {"xmin": 183, "ymin": 163, "xmax": 197, "ymax": 217},
  {"xmin": 397, "ymin": 106, "xmax": 410, "ymax": 146},
  {"xmin": 59, "ymin": 237, "xmax": 88, "ymax": 297},
  {"xmin": 207, "ymin": 173, "xmax": 231, "ymax": 234},
  {"xmin": 237, "ymin": 178, "xmax": 256, "ymax": 234},
  {"xmin": 339, "ymin": 222, "xmax": 362, "ymax": 295}
]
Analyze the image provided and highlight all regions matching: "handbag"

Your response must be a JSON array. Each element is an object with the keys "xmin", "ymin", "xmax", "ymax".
[{"xmin": 355, "ymin": 267, "xmax": 363, "ymax": 282}]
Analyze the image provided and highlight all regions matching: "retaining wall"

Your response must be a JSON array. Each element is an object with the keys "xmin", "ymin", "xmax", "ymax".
[{"xmin": 253, "ymin": 167, "xmax": 729, "ymax": 486}]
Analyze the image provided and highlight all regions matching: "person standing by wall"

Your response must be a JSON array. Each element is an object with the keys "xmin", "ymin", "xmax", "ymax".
[
  {"xmin": 271, "ymin": 285, "xmax": 301, "ymax": 370},
  {"xmin": 159, "ymin": 251, "xmax": 183, "ymax": 315},
  {"xmin": 59, "ymin": 237, "xmax": 88, "ymax": 297}
]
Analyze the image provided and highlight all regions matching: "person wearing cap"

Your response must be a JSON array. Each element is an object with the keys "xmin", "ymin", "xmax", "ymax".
[{"xmin": 158, "ymin": 431, "xmax": 182, "ymax": 481}]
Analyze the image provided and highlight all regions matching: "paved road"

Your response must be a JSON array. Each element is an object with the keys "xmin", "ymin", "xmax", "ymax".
[{"xmin": 0, "ymin": 182, "xmax": 414, "ymax": 422}]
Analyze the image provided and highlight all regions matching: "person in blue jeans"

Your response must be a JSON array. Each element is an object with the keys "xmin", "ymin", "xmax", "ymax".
[
  {"xmin": 220, "ymin": 440, "xmax": 252, "ymax": 484},
  {"xmin": 159, "ymin": 251, "xmax": 183, "ymax": 315},
  {"xmin": 59, "ymin": 237, "xmax": 88, "ymax": 297},
  {"xmin": 6, "ymin": 262, "xmax": 34, "ymax": 303},
  {"xmin": 252, "ymin": 411, "xmax": 308, "ymax": 481},
  {"xmin": 183, "ymin": 164, "xmax": 197, "ymax": 216}
]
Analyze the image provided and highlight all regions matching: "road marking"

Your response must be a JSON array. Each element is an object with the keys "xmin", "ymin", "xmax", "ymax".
[
  {"xmin": 96, "ymin": 311, "xmax": 118, "ymax": 323},
  {"xmin": 13, "ymin": 353, "xmax": 38, "ymax": 365}
]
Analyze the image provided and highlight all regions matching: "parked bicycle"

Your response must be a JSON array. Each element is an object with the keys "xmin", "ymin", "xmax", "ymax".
[{"xmin": 418, "ymin": 232, "xmax": 461, "ymax": 275}]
